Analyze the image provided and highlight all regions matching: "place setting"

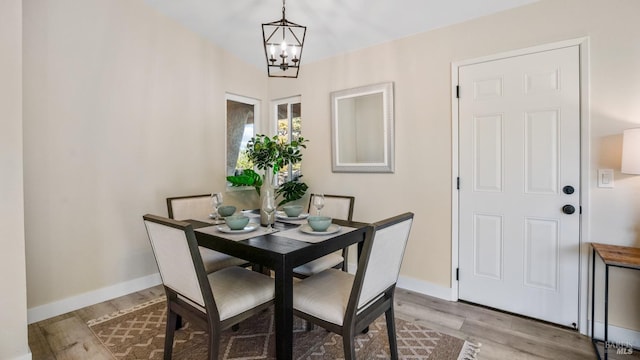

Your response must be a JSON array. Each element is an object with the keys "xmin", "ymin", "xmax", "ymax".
[
  {"xmin": 277, "ymin": 210, "xmax": 356, "ymax": 244},
  {"xmin": 198, "ymin": 200, "xmax": 277, "ymax": 240},
  {"xmin": 275, "ymin": 204, "xmax": 310, "ymax": 225}
]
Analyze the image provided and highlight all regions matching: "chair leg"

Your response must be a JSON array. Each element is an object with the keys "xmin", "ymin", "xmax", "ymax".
[
  {"xmin": 385, "ymin": 307, "xmax": 399, "ymax": 360},
  {"xmin": 164, "ymin": 309, "xmax": 177, "ymax": 360},
  {"xmin": 342, "ymin": 333, "xmax": 356, "ymax": 360},
  {"xmin": 175, "ymin": 315, "xmax": 183, "ymax": 330},
  {"xmin": 208, "ymin": 324, "xmax": 221, "ymax": 360},
  {"xmin": 305, "ymin": 320, "xmax": 314, "ymax": 331}
]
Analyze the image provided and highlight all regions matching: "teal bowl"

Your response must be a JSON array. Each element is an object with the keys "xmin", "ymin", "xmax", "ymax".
[
  {"xmin": 225, "ymin": 215, "xmax": 249, "ymax": 230},
  {"xmin": 283, "ymin": 205, "xmax": 303, "ymax": 217},
  {"xmin": 218, "ymin": 205, "xmax": 236, "ymax": 217},
  {"xmin": 307, "ymin": 216, "xmax": 332, "ymax": 232}
]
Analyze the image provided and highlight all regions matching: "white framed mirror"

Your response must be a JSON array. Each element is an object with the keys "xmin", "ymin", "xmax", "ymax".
[{"xmin": 331, "ymin": 82, "xmax": 394, "ymax": 173}]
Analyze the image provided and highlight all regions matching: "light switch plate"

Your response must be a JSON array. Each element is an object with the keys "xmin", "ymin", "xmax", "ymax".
[{"xmin": 598, "ymin": 169, "xmax": 614, "ymax": 188}]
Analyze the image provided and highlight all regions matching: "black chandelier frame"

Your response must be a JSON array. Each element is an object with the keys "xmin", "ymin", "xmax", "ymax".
[{"xmin": 262, "ymin": 0, "xmax": 306, "ymax": 78}]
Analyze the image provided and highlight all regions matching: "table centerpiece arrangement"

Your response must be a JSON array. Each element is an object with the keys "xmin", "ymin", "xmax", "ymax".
[{"xmin": 227, "ymin": 134, "xmax": 308, "ymax": 225}]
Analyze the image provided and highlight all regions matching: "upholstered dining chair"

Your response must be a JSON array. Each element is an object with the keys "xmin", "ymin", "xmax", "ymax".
[
  {"xmin": 167, "ymin": 194, "xmax": 248, "ymax": 273},
  {"xmin": 292, "ymin": 212, "xmax": 414, "ymax": 360},
  {"xmin": 143, "ymin": 214, "xmax": 274, "ymax": 360},
  {"xmin": 293, "ymin": 194, "xmax": 355, "ymax": 277}
]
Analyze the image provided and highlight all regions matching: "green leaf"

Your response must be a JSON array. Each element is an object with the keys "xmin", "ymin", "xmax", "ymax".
[
  {"xmin": 226, "ymin": 169, "xmax": 262, "ymax": 195},
  {"xmin": 276, "ymin": 177, "xmax": 308, "ymax": 206}
]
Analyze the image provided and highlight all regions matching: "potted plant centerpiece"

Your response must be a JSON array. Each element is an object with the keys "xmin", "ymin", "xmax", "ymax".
[{"xmin": 227, "ymin": 134, "xmax": 308, "ymax": 225}]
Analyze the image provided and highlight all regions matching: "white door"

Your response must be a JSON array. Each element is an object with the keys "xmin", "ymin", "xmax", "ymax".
[{"xmin": 458, "ymin": 46, "xmax": 580, "ymax": 327}]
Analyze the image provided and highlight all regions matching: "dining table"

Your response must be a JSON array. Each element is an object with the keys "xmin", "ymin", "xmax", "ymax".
[{"xmin": 188, "ymin": 211, "xmax": 370, "ymax": 360}]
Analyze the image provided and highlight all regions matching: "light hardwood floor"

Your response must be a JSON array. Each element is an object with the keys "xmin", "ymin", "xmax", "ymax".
[{"xmin": 29, "ymin": 285, "xmax": 616, "ymax": 359}]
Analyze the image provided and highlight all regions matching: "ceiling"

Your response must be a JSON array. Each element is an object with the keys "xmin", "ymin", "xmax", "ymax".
[{"xmin": 144, "ymin": 0, "xmax": 538, "ymax": 72}]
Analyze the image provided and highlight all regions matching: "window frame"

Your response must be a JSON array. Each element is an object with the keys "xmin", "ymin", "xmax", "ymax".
[{"xmin": 271, "ymin": 95, "xmax": 302, "ymax": 182}]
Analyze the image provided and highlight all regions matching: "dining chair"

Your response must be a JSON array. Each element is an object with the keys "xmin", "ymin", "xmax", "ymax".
[
  {"xmin": 293, "ymin": 193, "xmax": 355, "ymax": 277},
  {"xmin": 292, "ymin": 212, "xmax": 414, "ymax": 360},
  {"xmin": 167, "ymin": 194, "xmax": 248, "ymax": 273},
  {"xmin": 143, "ymin": 214, "xmax": 274, "ymax": 360}
]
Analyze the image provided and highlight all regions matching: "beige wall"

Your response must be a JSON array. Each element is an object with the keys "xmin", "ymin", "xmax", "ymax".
[
  {"xmin": 20, "ymin": 0, "xmax": 640, "ymax": 338},
  {"xmin": 269, "ymin": 0, "xmax": 640, "ymax": 332},
  {"xmin": 0, "ymin": 1, "xmax": 30, "ymax": 359},
  {"xmin": 23, "ymin": 0, "xmax": 267, "ymax": 309}
]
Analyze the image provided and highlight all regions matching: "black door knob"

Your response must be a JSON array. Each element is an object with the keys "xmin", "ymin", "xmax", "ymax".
[
  {"xmin": 562, "ymin": 205, "xmax": 576, "ymax": 214},
  {"xmin": 563, "ymin": 186, "xmax": 575, "ymax": 195}
]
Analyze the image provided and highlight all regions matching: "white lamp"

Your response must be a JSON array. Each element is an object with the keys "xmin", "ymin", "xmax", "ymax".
[{"xmin": 621, "ymin": 128, "xmax": 640, "ymax": 175}]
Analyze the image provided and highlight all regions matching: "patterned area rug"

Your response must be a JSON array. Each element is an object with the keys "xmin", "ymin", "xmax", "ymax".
[{"xmin": 88, "ymin": 297, "xmax": 479, "ymax": 359}]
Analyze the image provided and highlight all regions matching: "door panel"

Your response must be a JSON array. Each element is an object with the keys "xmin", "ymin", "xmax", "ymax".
[
  {"xmin": 473, "ymin": 214, "xmax": 503, "ymax": 280},
  {"xmin": 458, "ymin": 46, "xmax": 580, "ymax": 327}
]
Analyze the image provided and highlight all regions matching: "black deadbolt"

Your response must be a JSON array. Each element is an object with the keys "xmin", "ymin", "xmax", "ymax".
[
  {"xmin": 562, "ymin": 205, "xmax": 576, "ymax": 214},
  {"xmin": 563, "ymin": 185, "xmax": 575, "ymax": 195}
]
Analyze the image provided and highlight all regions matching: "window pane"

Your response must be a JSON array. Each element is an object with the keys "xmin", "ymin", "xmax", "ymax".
[
  {"xmin": 227, "ymin": 100, "xmax": 254, "ymax": 177},
  {"xmin": 291, "ymin": 102, "xmax": 302, "ymax": 179},
  {"xmin": 274, "ymin": 101, "xmax": 302, "ymax": 183}
]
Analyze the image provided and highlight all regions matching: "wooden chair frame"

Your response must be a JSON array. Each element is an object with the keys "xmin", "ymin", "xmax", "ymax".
[
  {"xmin": 293, "ymin": 212, "xmax": 414, "ymax": 360},
  {"xmin": 166, "ymin": 193, "xmax": 212, "ymax": 220},
  {"xmin": 143, "ymin": 214, "xmax": 273, "ymax": 360},
  {"xmin": 299, "ymin": 193, "xmax": 355, "ymax": 274}
]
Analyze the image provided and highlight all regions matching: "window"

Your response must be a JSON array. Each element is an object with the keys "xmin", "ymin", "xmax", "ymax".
[
  {"xmin": 273, "ymin": 96, "xmax": 302, "ymax": 184},
  {"xmin": 226, "ymin": 94, "xmax": 260, "ymax": 181}
]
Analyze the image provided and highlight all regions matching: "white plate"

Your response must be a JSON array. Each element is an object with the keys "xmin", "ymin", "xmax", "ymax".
[
  {"xmin": 216, "ymin": 223, "xmax": 259, "ymax": 234},
  {"xmin": 276, "ymin": 212, "xmax": 310, "ymax": 220},
  {"xmin": 299, "ymin": 224, "xmax": 341, "ymax": 235}
]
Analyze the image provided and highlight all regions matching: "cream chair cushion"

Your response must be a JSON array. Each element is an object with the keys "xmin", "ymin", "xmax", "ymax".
[
  {"xmin": 199, "ymin": 248, "xmax": 248, "ymax": 273},
  {"xmin": 144, "ymin": 220, "xmax": 205, "ymax": 306},
  {"xmin": 358, "ymin": 219, "xmax": 412, "ymax": 308},
  {"xmin": 169, "ymin": 195, "xmax": 211, "ymax": 220},
  {"xmin": 292, "ymin": 253, "xmax": 344, "ymax": 276},
  {"xmin": 309, "ymin": 194, "xmax": 352, "ymax": 220},
  {"xmin": 167, "ymin": 194, "xmax": 248, "ymax": 273},
  {"xmin": 295, "ymin": 194, "xmax": 354, "ymax": 276},
  {"xmin": 293, "ymin": 269, "xmax": 353, "ymax": 326},
  {"xmin": 209, "ymin": 266, "xmax": 275, "ymax": 320}
]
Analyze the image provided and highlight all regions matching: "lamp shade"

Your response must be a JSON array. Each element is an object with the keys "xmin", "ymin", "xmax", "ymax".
[{"xmin": 621, "ymin": 128, "xmax": 640, "ymax": 175}]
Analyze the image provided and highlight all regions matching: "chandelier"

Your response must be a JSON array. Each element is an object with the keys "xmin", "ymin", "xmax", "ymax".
[{"xmin": 262, "ymin": 0, "xmax": 306, "ymax": 78}]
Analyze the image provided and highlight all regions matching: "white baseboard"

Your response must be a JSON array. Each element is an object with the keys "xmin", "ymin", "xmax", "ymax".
[
  {"xmin": 396, "ymin": 274, "xmax": 456, "ymax": 301},
  {"xmin": 591, "ymin": 320, "xmax": 640, "ymax": 349},
  {"xmin": 27, "ymin": 273, "xmax": 162, "ymax": 324},
  {"xmin": 346, "ymin": 262, "xmax": 456, "ymax": 301},
  {"xmin": 9, "ymin": 351, "xmax": 31, "ymax": 360}
]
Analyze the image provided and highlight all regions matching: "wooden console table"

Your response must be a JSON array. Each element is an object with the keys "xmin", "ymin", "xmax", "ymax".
[{"xmin": 591, "ymin": 242, "xmax": 640, "ymax": 359}]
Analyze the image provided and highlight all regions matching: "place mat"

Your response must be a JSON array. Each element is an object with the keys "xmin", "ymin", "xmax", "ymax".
[
  {"xmin": 276, "ymin": 225, "xmax": 357, "ymax": 244},
  {"xmin": 195, "ymin": 222, "xmax": 278, "ymax": 241},
  {"xmin": 88, "ymin": 296, "xmax": 480, "ymax": 360}
]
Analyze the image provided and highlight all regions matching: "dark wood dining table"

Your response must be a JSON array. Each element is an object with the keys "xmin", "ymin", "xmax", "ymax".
[{"xmin": 188, "ymin": 217, "xmax": 370, "ymax": 360}]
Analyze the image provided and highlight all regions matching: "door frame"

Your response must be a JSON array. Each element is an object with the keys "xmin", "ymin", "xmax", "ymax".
[{"xmin": 450, "ymin": 37, "xmax": 591, "ymax": 334}]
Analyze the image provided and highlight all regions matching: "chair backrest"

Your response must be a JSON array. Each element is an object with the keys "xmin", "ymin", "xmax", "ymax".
[
  {"xmin": 166, "ymin": 194, "xmax": 211, "ymax": 220},
  {"xmin": 143, "ymin": 214, "xmax": 210, "ymax": 308},
  {"xmin": 354, "ymin": 212, "xmax": 414, "ymax": 309},
  {"xmin": 308, "ymin": 194, "xmax": 355, "ymax": 221}
]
